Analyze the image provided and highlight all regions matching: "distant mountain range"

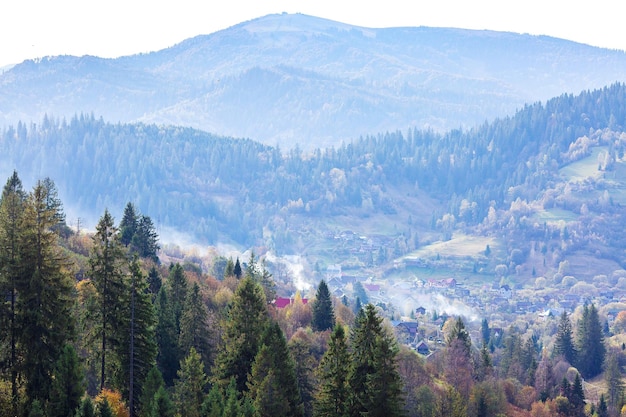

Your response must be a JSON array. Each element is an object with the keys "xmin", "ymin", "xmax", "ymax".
[{"xmin": 1, "ymin": 13, "xmax": 626, "ymax": 149}]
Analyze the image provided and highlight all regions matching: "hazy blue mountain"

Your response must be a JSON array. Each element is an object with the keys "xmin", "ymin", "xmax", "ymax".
[
  {"xmin": 2, "ymin": 84, "xmax": 626, "ymax": 281},
  {"xmin": 2, "ymin": 13, "xmax": 626, "ymax": 149}
]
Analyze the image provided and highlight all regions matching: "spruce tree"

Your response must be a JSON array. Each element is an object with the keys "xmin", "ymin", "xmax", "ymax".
[
  {"xmin": 311, "ymin": 280, "xmax": 335, "ymax": 332},
  {"xmin": 553, "ymin": 311, "xmax": 577, "ymax": 366},
  {"xmin": 213, "ymin": 276, "xmax": 268, "ymax": 392},
  {"xmin": 166, "ymin": 263, "xmax": 188, "ymax": 332},
  {"xmin": 179, "ymin": 282, "xmax": 212, "ymax": 373},
  {"xmin": 347, "ymin": 304, "xmax": 404, "ymax": 417},
  {"xmin": 154, "ymin": 286, "xmax": 179, "ymax": 386},
  {"xmin": 119, "ymin": 203, "xmax": 138, "ymax": 247},
  {"xmin": 139, "ymin": 366, "xmax": 164, "ymax": 417},
  {"xmin": 315, "ymin": 325, "xmax": 350, "ymax": 417},
  {"xmin": 130, "ymin": 215, "xmax": 160, "ymax": 263},
  {"xmin": 150, "ymin": 386, "xmax": 175, "ymax": 417},
  {"xmin": 75, "ymin": 396, "xmax": 96, "ymax": 417},
  {"xmin": 576, "ymin": 303, "xmax": 605, "ymax": 378},
  {"xmin": 247, "ymin": 322, "xmax": 303, "ymax": 417},
  {"xmin": 47, "ymin": 344, "xmax": 85, "ymax": 417},
  {"xmin": 18, "ymin": 181, "xmax": 76, "ymax": 404},
  {"xmin": 233, "ymin": 258, "xmax": 242, "ymax": 279},
  {"xmin": 89, "ymin": 209, "xmax": 129, "ymax": 391},
  {"xmin": 117, "ymin": 258, "xmax": 157, "ymax": 417},
  {"xmin": 0, "ymin": 171, "xmax": 26, "ymax": 414},
  {"xmin": 174, "ymin": 347, "xmax": 208, "ymax": 417},
  {"xmin": 604, "ymin": 350, "xmax": 624, "ymax": 412},
  {"xmin": 289, "ymin": 336, "xmax": 316, "ymax": 417}
]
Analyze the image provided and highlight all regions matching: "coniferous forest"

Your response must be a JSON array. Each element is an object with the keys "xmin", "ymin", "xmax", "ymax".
[{"xmin": 0, "ymin": 165, "xmax": 622, "ymax": 417}]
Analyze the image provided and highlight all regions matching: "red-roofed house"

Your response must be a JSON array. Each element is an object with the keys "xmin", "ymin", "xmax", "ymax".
[{"xmin": 273, "ymin": 297, "xmax": 309, "ymax": 309}]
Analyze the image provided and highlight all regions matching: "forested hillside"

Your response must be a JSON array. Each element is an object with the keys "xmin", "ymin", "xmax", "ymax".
[
  {"xmin": 1, "ymin": 83, "xmax": 626, "ymax": 270},
  {"xmin": 0, "ymin": 172, "xmax": 622, "ymax": 417}
]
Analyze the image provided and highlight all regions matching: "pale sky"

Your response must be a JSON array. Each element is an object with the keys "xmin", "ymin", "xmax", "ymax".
[{"xmin": 2, "ymin": 0, "xmax": 626, "ymax": 68}]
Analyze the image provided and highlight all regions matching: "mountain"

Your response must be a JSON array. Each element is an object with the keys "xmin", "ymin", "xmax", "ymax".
[
  {"xmin": 2, "ymin": 13, "xmax": 626, "ymax": 149},
  {"xmin": 2, "ymin": 84, "xmax": 626, "ymax": 283}
]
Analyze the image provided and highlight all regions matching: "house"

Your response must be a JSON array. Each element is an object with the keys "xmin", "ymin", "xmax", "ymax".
[
  {"xmin": 273, "ymin": 297, "xmax": 309, "ymax": 309},
  {"xmin": 415, "ymin": 306, "xmax": 427, "ymax": 316},
  {"xmin": 500, "ymin": 285, "xmax": 512, "ymax": 299},
  {"xmin": 392, "ymin": 321, "xmax": 419, "ymax": 344},
  {"xmin": 416, "ymin": 340, "xmax": 430, "ymax": 356}
]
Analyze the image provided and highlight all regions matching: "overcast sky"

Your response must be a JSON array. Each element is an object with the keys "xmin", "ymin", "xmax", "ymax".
[{"xmin": 2, "ymin": 0, "xmax": 626, "ymax": 68}]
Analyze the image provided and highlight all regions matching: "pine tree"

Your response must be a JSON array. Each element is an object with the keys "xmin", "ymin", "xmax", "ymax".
[
  {"xmin": 568, "ymin": 373, "xmax": 585, "ymax": 415},
  {"xmin": 89, "ymin": 210, "xmax": 129, "ymax": 391},
  {"xmin": 480, "ymin": 318, "xmax": 490, "ymax": 347},
  {"xmin": 154, "ymin": 286, "xmax": 179, "ymax": 386},
  {"xmin": 47, "ymin": 344, "xmax": 85, "ymax": 417},
  {"xmin": 166, "ymin": 263, "xmax": 188, "ymax": 332},
  {"xmin": 315, "ymin": 325, "xmax": 349, "ymax": 417},
  {"xmin": 311, "ymin": 280, "xmax": 335, "ymax": 332},
  {"xmin": 201, "ymin": 384, "xmax": 224, "ymax": 417},
  {"xmin": 604, "ymin": 350, "xmax": 624, "ymax": 412},
  {"xmin": 576, "ymin": 304, "xmax": 605, "ymax": 378},
  {"xmin": 0, "ymin": 171, "xmax": 26, "ymax": 415},
  {"xmin": 224, "ymin": 257, "xmax": 235, "ymax": 279},
  {"xmin": 41, "ymin": 177, "xmax": 71, "ymax": 237},
  {"xmin": 347, "ymin": 304, "xmax": 404, "ymax": 417},
  {"xmin": 18, "ymin": 181, "xmax": 77, "ymax": 404},
  {"xmin": 247, "ymin": 322, "xmax": 303, "ymax": 417},
  {"xmin": 116, "ymin": 258, "xmax": 157, "ymax": 417},
  {"xmin": 179, "ymin": 282, "xmax": 212, "ymax": 374},
  {"xmin": 213, "ymin": 276, "xmax": 268, "ymax": 392},
  {"xmin": 150, "ymin": 386, "xmax": 175, "ymax": 417},
  {"xmin": 130, "ymin": 215, "xmax": 159, "ymax": 263},
  {"xmin": 362, "ymin": 327, "xmax": 404, "ymax": 417},
  {"xmin": 146, "ymin": 267, "xmax": 161, "ymax": 300},
  {"xmin": 75, "ymin": 396, "xmax": 96, "ymax": 417},
  {"xmin": 174, "ymin": 347, "xmax": 208, "ymax": 417},
  {"xmin": 554, "ymin": 311, "xmax": 577, "ymax": 365},
  {"xmin": 138, "ymin": 366, "xmax": 164, "ymax": 417},
  {"xmin": 119, "ymin": 203, "xmax": 138, "ymax": 247},
  {"xmin": 289, "ymin": 336, "xmax": 316, "ymax": 417},
  {"xmin": 233, "ymin": 258, "xmax": 242, "ymax": 279}
]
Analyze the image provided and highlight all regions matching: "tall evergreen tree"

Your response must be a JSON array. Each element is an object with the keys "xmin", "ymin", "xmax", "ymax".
[
  {"xmin": 154, "ymin": 287, "xmax": 179, "ymax": 386},
  {"xmin": 117, "ymin": 258, "xmax": 157, "ymax": 417},
  {"xmin": 146, "ymin": 267, "xmax": 161, "ymax": 300},
  {"xmin": 150, "ymin": 386, "xmax": 175, "ymax": 417},
  {"xmin": 233, "ymin": 258, "xmax": 242, "ymax": 279},
  {"xmin": 311, "ymin": 280, "xmax": 335, "ymax": 332},
  {"xmin": 0, "ymin": 171, "xmax": 26, "ymax": 414},
  {"xmin": 213, "ymin": 276, "xmax": 268, "ymax": 392},
  {"xmin": 75, "ymin": 396, "xmax": 96, "ymax": 417},
  {"xmin": 130, "ymin": 215, "xmax": 159, "ymax": 263},
  {"xmin": 247, "ymin": 322, "xmax": 303, "ymax": 417},
  {"xmin": 174, "ymin": 347, "xmax": 208, "ymax": 417},
  {"xmin": 89, "ymin": 209, "xmax": 128, "ymax": 391},
  {"xmin": 289, "ymin": 336, "xmax": 316, "ymax": 417},
  {"xmin": 576, "ymin": 303, "xmax": 605, "ymax": 378},
  {"xmin": 18, "ymin": 181, "xmax": 76, "ymax": 404},
  {"xmin": 47, "ymin": 344, "xmax": 85, "ymax": 417},
  {"xmin": 347, "ymin": 304, "xmax": 404, "ymax": 417},
  {"xmin": 139, "ymin": 366, "xmax": 165, "ymax": 417},
  {"xmin": 119, "ymin": 203, "xmax": 138, "ymax": 247},
  {"xmin": 179, "ymin": 282, "xmax": 212, "ymax": 374},
  {"xmin": 553, "ymin": 311, "xmax": 577, "ymax": 365},
  {"xmin": 315, "ymin": 325, "xmax": 350, "ymax": 417},
  {"xmin": 166, "ymin": 263, "xmax": 188, "ymax": 333},
  {"xmin": 604, "ymin": 350, "xmax": 624, "ymax": 413},
  {"xmin": 41, "ymin": 177, "xmax": 71, "ymax": 237}
]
